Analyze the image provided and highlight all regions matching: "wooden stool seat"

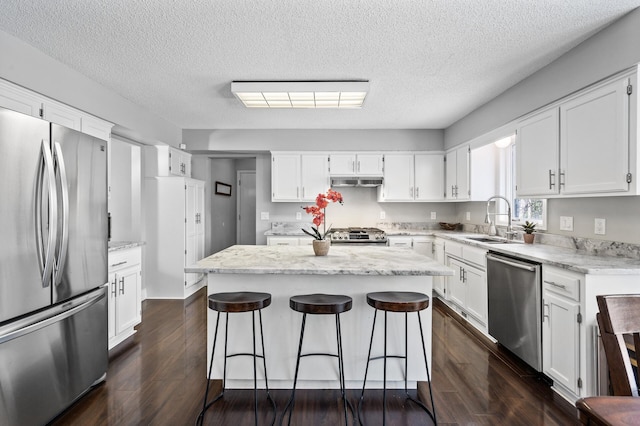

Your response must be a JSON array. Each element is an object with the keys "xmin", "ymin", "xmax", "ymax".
[
  {"xmin": 207, "ymin": 291, "xmax": 271, "ymax": 313},
  {"xmin": 366, "ymin": 291, "xmax": 430, "ymax": 312},
  {"xmin": 289, "ymin": 293, "xmax": 352, "ymax": 315}
]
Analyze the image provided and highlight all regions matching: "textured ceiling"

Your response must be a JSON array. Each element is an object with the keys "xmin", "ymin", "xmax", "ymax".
[{"xmin": 1, "ymin": 1, "xmax": 639, "ymax": 130}]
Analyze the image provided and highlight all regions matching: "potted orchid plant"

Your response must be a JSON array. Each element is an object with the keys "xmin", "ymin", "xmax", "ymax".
[{"xmin": 302, "ymin": 189, "xmax": 343, "ymax": 255}]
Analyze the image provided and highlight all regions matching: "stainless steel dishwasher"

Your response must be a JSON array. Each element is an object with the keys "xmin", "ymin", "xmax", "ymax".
[{"xmin": 487, "ymin": 251, "xmax": 542, "ymax": 371}]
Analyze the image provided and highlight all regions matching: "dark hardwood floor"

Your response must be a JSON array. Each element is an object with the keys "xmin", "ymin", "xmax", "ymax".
[{"xmin": 51, "ymin": 289, "xmax": 579, "ymax": 425}]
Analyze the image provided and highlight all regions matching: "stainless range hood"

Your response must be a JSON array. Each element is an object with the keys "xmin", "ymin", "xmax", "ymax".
[{"xmin": 331, "ymin": 177, "xmax": 383, "ymax": 187}]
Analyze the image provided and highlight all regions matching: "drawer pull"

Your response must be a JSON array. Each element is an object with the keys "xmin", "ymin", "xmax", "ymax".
[
  {"xmin": 544, "ymin": 280, "xmax": 566, "ymax": 289},
  {"xmin": 111, "ymin": 261, "xmax": 127, "ymax": 268}
]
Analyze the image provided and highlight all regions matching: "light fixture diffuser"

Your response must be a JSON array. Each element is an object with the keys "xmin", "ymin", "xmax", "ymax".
[{"xmin": 231, "ymin": 81, "xmax": 369, "ymax": 109}]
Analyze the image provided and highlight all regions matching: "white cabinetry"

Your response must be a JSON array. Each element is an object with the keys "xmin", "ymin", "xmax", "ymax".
[
  {"xmin": 329, "ymin": 153, "xmax": 383, "ymax": 176},
  {"xmin": 444, "ymin": 241, "xmax": 487, "ymax": 330},
  {"xmin": 445, "ymin": 146, "xmax": 470, "ymax": 200},
  {"xmin": 108, "ymin": 246, "xmax": 142, "ymax": 350},
  {"xmin": 432, "ymin": 238, "xmax": 446, "ymax": 297},
  {"xmin": 517, "ymin": 71, "xmax": 636, "ymax": 197},
  {"xmin": 0, "ymin": 78, "xmax": 42, "ymax": 116},
  {"xmin": 543, "ymin": 266, "xmax": 581, "ymax": 395},
  {"xmin": 41, "ymin": 101, "xmax": 82, "ymax": 131},
  {"xmin": 145, "ymin": 177, "xmax": 206, "ymax": 299},
  {"xmin": 380, "ymin": 153, "xmax": 444, "ymax": 201},
  {"xmin": 540, "ymin": 264, "xmax": 640, "ymax": 403},
  {"xmin": 387, "ymin": 235, "xmax": 434, "ymax": 258},
  {"xmin": 145, "ymin": 145, "xmax": 192, "ymax": 177},
  {"xmin": 266, "ymin": 236, "xmax": 313, "ymax": 246},
  {"xmin": 271, "ymin": 152, "xmax": 330, "ymax": 202}
]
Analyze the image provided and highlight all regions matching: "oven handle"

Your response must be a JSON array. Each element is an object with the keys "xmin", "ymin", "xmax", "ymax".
[{"xmin": 487, "ymin": 253, "xmax": 537, "ymax": 272}]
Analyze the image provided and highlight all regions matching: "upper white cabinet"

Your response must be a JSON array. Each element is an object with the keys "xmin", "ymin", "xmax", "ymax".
[
  {"xmin": 516, "ymin": 108, "xmax": 560, "ymax": 196},
  {"xmin": 271, "ymin": 152, "xmax": 330, "ymax": 202},
  {"xmin": 560, "ymin": 78, "xmax": 630, "ymax": 195},
  {"xmin": 329, "ymin": 153, "xmax": 383, "ymax": 176},
  {"xmin": 379, "ymin": 153, "xmax": 444, "ymax": 202},
  {"xmin": 145, "ymin": 145, "xmax": 192, "ymax": 178},
  {"xmin": 445, "ymin": 145, "xmax": 470, "ymax": 200},
  {"xmin": 517, "ymin": 71, "xmax": 637, "ymax": 198},
  {"xmin": 0, "ymin": 78, "xmax": 112, "ymax": 140}
]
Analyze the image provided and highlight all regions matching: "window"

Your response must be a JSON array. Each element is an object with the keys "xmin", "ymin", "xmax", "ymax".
[{"xmin": 495, "ymin": 135, "xmax": 547, "ymax": 230}]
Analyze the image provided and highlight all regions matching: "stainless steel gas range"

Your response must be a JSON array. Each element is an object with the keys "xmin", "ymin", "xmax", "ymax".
[{"xmin": 328, "ymin": 227, "xmax": 388, "ymax": 246}]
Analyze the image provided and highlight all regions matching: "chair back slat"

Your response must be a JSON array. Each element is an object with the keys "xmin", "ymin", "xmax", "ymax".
[{"xmin": 596, "ymin": 295, "xmax": 640, "ymax": 397}]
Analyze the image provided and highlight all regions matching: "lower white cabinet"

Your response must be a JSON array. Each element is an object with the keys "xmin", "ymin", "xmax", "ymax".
[
  {"xmin": 145, "ymin": 177, "xmax": 206, "ymax": 299},
  {"xmin": 266, "ymin": 236, "xmax": 313, "ymax": 246},
  {"xmin": 108, "ymin": 246, "xmax": 142, "ymax": 350},
  {"xmin": 444, "ymin": 241, "xmax": 488, "ymax": 331},
  {"xmin": 387, "ymin": 235, "xmax": 434, "ymax": 258},
  {"xmin": 432, "ymin": 239, "xmax": 446, "ymax": 297}
]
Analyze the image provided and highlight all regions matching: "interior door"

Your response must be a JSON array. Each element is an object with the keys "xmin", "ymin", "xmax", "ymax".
[
  {"xmin": 0, "ymin": 107, "xmax": 52, "ymax": 322},
  {"xmin": 237, "ymin": 171, "xmax": 256, "ymax": 245},
  {"xmin": 52, "ymin": 124, "xmax": 108, "ymax": 303}
]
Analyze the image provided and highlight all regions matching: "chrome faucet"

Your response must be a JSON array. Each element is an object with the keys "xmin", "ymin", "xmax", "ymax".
[{"xmin": 485, "ymin": 195, "xmax": 513, "ymax": 239}]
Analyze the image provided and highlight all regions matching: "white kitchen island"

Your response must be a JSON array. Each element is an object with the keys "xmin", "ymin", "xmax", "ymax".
[{"xmin": 186, "ymin": 245, "xmax": 453, "ymax": 389}]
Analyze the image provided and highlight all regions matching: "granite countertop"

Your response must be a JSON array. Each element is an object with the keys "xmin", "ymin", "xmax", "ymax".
[
  {"xmin": 437, "ymin": 233, "xmax": 640, "ymax": 275},
  {"xmin": 108, "ymin": 241, "xmax": 145, "ymax": 252},
  {"xmin": 186, "ymin": 245, "xmax": 454, "ymax": 276}
]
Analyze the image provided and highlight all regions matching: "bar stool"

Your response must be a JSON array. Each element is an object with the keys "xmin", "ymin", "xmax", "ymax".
[
  {"xmin": 197, "ymin": 292, "xmax": 276, "ymax": 426},
  {"xmin": 281, "ymin": 293, "xmax": 354, "ymax": 425},
  {"xmin": 358, "ymin": 291, "xmax": 436, "ymax": 425}
]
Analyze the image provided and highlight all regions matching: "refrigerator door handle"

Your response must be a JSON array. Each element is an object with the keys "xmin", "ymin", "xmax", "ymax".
[
  {"xmin": 53, "ymin": 141, "xmax": 69, "ymax": 285},
  {"xmin": 39, "ymin": 139, "xmax": 58, "ymax": 287},
  {"xmin": 0, "ymin": 287, "xmax": 105, "ymax": 345}
]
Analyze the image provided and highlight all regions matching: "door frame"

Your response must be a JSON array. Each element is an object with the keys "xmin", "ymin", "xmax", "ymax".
[{"xmin": 236, "ymin": 170, "xmax": 256, "ymax": 244}]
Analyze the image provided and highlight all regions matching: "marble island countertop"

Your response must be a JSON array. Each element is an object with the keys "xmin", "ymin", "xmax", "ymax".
[{"xmin": 186, "ymin": 245, "xmax": 454, "ymax": 276}]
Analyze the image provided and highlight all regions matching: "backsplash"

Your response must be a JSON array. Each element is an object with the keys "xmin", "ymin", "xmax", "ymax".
[{"xmin": 270, "ymin": 221, "xmax": 640, "ymax": 260}]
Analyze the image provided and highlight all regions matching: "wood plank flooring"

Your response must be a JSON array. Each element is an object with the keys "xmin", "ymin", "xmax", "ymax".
[{"xmin": 51, "ymin": 289, "xmax": 579, "ymax": 425}]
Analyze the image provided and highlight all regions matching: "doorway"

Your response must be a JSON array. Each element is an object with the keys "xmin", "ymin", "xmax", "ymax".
[{"xmin": 237, "ymin": 170, "xmax": 256, "ymax": 244}]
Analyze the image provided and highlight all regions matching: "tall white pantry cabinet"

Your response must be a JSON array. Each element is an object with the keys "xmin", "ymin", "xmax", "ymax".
[{"xmin": 145, "ymin": 176, "xmax": 205, "ymax": 299}]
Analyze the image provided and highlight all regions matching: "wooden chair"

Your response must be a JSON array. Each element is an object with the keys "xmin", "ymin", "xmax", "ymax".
[{"xmin": 576, "ymin": 294, "xmax": 640, "ymax": 425}]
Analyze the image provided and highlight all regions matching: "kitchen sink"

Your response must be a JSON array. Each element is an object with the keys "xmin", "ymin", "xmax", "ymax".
[{"xmin": 463, "ymin": 236, "xmax": 513, "ymax": 244}]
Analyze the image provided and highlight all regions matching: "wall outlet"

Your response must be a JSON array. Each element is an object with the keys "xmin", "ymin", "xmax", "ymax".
[
  {"xmin": 295, "ymin": 212, "xmax": 302, "ymax": 220},
  {"xmin": 465, "ymin": 211, "xmax": 471, "ymax": 221},
  {"xmin": 430, "ymin": 211, "xmax": 437, "ymax": 220},
  {"xmin": 380, "ymin": 211, "xmax": 386, "ymax": 220},
  {"xmin": 595, "ymin": 218, "xmax": 606, "ymax": 235},
  {"xmin": 560, "ymin": 216, "xmax": 574, "ymax": 231},
  {"xmin": 260, "ymin": 212, "xmax": 269, "ymax": 220}
]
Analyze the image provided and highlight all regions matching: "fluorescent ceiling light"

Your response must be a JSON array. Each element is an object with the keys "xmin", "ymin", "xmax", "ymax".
[{"xmin": 231, "ymin": 81, "xmax": 369, "ymax": 109}]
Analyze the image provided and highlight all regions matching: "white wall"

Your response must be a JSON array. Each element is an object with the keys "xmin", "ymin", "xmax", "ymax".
[
  {"xmin": 445, "ymin": 7, "xmax": 640, "ymax": 148},
  {"xmin": 0, "ymin": 29, "xmax": 181, "ymax": 146}
]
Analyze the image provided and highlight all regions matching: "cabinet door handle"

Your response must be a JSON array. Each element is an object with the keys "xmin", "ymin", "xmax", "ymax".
[
  {"xmin": 415, "ymin": 187, "xmax": 419, "ymax": 198},
  {"xmin": 357, "ymin": 161, "xmax": 361, "ymax": 173},
  {"xmin": 543, "ymin": 302, "xmax": 549, "ymax": 322},
  {"xmin": 111, "ymin": 278, "xmax": 117, "ymax": 297},
  {"xmin": 559, "ymin": 170, "xmax": 566, "ymax": 188},
  {"xmin": 544, "ymin": 280, "xmax": 566, "ymax": 289},
  {"xmin": 111, "ymin": 261, "xmax": 127, "ymax": 268},
  {"xmin": 549, "ymin": 170, "xmax": 555, "ymax": 190},
  {"xmin": 119, "ymin": 277, "xmax": 125, "ymax": 295}
]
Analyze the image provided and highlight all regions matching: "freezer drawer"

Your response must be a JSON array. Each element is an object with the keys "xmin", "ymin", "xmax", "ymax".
[{"xmin": 0, "ymin": 287, "xmax": 108, "ymax": 426}]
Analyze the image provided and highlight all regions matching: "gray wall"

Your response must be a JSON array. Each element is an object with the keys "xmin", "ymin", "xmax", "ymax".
[
  {"xmin": 183, "ymin": 129, "xmax": 444, "ymax": 152},
  {"xmin": 445, "ymin": 7, "xmax": 640, "ymax": 149},
  {"xmin": 0, "ymin": 29, "xmax": 181, "ymax": 146}
]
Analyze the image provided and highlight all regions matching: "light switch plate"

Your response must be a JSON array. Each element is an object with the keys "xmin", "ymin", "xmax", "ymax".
[
  {"xmin": 595, "ymin": 218, "xmax": 606, "ymax": 235},
  {"xmin": 260, "ymin": 212, "xmax": 269, "ymax": 220},
  {"xmin": 430, "ymin": 212, "xmax": 437, "ymax": 220},
  {"xmin": 295, "ymin": 212, "xmax": 302, "ymax": 220},
  {"xmin": 465, "ymin": 212, "xmax": 471, "ymax": 221},
  {"xmin": 560, "ymin": 216, "xmax": 574, "ymax": 231},
  {"xmin": 380, "ymin": 211, "xmax": 386, "ymax": 220}
]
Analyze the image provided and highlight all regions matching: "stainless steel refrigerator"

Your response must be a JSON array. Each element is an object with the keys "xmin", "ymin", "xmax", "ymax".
[{"xmin": 0, "ymin": 106, "xmax": 108, "ymax": 425}]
